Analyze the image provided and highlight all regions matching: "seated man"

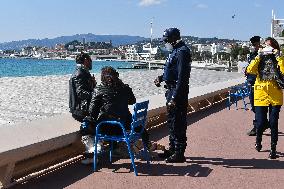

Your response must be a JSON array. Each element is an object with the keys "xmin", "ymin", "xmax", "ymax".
[
  {"xmin": 68, "ymin": 52, "xmax": 97, "ymax": 164},
  {"xmin": 83, "ymin": 66, "xmax": 149, "ymax": 163}
]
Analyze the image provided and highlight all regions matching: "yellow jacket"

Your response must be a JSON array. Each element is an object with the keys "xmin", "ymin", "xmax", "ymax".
[{"xmin": 246, "ymin": 55, "xmax": 284, "ymax": 106}]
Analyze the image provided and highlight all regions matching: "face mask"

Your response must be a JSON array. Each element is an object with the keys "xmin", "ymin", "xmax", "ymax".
[
  {"xmin": 262, "ymin": 45, "xmax": 274, "ymax": 55},
  {"xmin": 165, "ymin": 43, "xmax": 173, "ymax": 51}
]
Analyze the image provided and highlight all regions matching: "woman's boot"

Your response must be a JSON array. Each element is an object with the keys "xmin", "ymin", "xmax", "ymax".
[{"xmin": 269, "ymin": 143, "xmax": 277, "ymax": 159}]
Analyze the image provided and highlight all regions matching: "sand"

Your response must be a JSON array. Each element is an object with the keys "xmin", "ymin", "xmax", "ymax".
[{"xmin": 0, "ymin": 69, "xmax": 243, "ymax": 126}]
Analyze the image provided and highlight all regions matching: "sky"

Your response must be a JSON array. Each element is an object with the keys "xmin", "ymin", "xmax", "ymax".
[{"xmin": 0, "ymin": 0, "xmax": 284, "ymax": 43}]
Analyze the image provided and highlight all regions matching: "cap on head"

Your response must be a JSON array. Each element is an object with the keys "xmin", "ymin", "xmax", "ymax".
[
  {"xmin": 160, "ymin": 28, "xmax": 181, "ymax": 43},
  {"xmin": 250, "ymin": 36, "xmax": 261, "ymax": 44}
]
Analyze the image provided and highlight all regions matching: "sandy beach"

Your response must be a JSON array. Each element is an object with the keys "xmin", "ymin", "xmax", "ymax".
[{"xmin": 0, "ymin": 69, "xmax": 243, "ymax": 127}]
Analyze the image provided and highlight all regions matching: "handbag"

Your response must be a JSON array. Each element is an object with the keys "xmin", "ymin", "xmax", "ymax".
[{"xmin": 275, "ymin": 65, "xmax": 284, "ymax": 89}]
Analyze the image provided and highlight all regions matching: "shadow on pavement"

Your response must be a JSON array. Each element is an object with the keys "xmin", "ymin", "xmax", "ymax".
[
  {"xmin": 150, "ymin": 101, "xmax": 228, "ymax": 142},
  {"xmin": 189, "ymin": 156, "xmax": 284, "ymax": 169},
  {"xmin": 96, "ymin": 159, "xmax": 213, "ymax": 177},
  {"xmin": 11, "ymin": 161, "xmax": 93, "ymax": 189}
]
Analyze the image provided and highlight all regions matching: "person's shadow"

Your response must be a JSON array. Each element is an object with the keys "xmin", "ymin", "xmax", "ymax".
[
  {"xmin": 98, "ymin": 157, "xmax": 213, "ymax": 177},
  {"xmin": 188, "ymin": 156, "xmax": 284, "ymax": 169}
]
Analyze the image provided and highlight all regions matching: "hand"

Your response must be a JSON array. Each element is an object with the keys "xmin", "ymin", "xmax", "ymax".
[
  {"xmin": 167, "ymin": 100, "xmax": 176, "ymax": 109},
  {"xmin": 273, "ymin": 49, "xmax": 280, "ymax": 57},
  {"xmin": 154, "ymin": 77, "xmax": 161, "ymax": 87}
]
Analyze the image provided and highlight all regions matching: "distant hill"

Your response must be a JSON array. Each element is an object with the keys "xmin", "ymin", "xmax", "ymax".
[{"xmin": 0, "ymin": 33, "xmax": 148, "ymax": 50}]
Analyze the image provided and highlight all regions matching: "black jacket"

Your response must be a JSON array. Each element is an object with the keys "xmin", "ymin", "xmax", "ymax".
[
  {"xmin": 69, "ymin": 66, "xmax": 94, "ymax": 118},
  {"xmin": 246, "ymin": 51, "xmax": 257, "ymax": 85},
  {"xmin": 89, "ymin": 81, "xmax": 136, "ymax": 126},
  {"xmin": 162, "ymin": 41, "xmax": 192, "ymax": 101}
]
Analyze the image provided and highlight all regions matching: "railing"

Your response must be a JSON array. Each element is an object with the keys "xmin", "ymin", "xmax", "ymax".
[{"xmin": 0, "ymin": 77, "xmax": 245, "ymax": 188}]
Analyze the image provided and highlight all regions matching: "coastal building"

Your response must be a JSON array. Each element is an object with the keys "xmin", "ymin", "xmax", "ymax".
[
  {"xmin": 271, "ymin": 10, "xmax": 284, "ymax": 45},
  {"xmin": 125, "ymin": 45, "xmax": 140, "ymax": 60},
  {"xmin": 211, "ymin": 43, "xmax": 227, "ymax": 55},
  {"xmin": 193, "ymin": 44, "xmax": 211, "ymax": 53},
  {"xmin": 138, "ymin": 43, "xmax": 158, "ymax": 60},
  {"xmin": 193, "ymin": 43, "xmax": 230, "ymax": 55}
]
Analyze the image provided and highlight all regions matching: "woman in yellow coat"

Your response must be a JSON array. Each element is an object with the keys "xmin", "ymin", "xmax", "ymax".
[{"xmin": 246, "ymin": 37, "xmax": 284, "ymax": 159}]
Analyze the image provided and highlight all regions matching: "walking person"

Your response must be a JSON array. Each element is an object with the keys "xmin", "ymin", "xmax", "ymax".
[
  {"xmin": 154, "ymin": 28, "xmax": 191, "ymax": 163},
  {"xmin": 246, "ymin": 37, "xmax": 284, "ymax": 159},
  {"xmin": 246, "ymin": 36, "xmax": 261, "ymax": 136}
]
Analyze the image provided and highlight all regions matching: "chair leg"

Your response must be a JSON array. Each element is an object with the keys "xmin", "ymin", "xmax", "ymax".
[
  {"xmin": 227, "ymin": 95, "xmax": 231, "ymax": 110},
  {"xmin": 234, "ymin": 95, "xmax": 238, "ymax": 108},
  {"xmin": 94, "ymin": 137, "xmax": 99, "ymax": 171},
  {"xmin": 241, "ymin": 96, "xmax": 247, "ymax": 110},
  {"xmin": 110, "ymin": 141, "xmax": 113, "ymax": 163},
  {"xmin": 126, "ymin": 140, "xmax": 138, "ymax": 176}
]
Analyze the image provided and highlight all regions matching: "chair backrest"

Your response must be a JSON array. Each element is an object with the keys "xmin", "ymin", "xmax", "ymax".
[{"xmin": 130, "ymin": 100, "xmax": 149, "ymax": 135}]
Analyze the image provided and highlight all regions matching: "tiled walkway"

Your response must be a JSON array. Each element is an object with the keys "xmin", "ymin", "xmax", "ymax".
[{"xmin": 12, "ymin": 101, "xmax": 284, "ymax": 189}]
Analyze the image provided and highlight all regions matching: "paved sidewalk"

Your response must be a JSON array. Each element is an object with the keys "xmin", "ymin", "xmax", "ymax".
[{"xmin": 12, "ymin": 101, "xmax": 284, "ymax": 189}]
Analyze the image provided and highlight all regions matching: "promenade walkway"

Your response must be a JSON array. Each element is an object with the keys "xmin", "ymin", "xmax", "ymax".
[{"xmin": 11, "ymin": 101, "xmax": 284, "ymax": 189}]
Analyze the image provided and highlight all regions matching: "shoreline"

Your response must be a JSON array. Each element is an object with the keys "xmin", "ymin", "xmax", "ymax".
[{"xmin": 0, "ymin": 69, "xmax": 243, "ymax": 127}]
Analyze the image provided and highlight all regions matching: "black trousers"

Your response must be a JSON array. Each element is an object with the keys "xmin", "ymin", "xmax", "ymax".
[
  {"xmin": 165, "ymin": 88, "xmax": 188, "ymax": 153},
  {"xmin": 248, "ymin": 82, "xmax": 255, "ymax": 113}
]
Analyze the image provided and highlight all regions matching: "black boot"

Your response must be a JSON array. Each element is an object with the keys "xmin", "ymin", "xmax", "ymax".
[
  {"xmin": 158, "ymin": 148, "xmax": 174, "ymax": 159},
  {"xmin": 255, "ymin": 128, "xmax": 262, "ymax": 152},
  {"xmin": 247, "ymin": 120, "xmax": 257, "ymax": 136},
  {"xmin": 165, "ymin": 152, "xmax": 186, "ymax": 163},
  {"xmin": 255, "ymin": 143, "xmax": 262, "ymax": 152},
  {"xmin": 269, "ymin": 144, "xmax": 277, "ymax": 159}
]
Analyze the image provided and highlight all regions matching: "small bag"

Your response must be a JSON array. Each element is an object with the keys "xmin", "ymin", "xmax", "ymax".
[{"xmin": 275, "ymin": 65, "xmax": 284, "ymax": 89}]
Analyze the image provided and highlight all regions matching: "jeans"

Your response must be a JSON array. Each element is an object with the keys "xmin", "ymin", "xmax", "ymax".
[{"xmin": 255, "ymin": 105, "xmax": 281, "ymax": 145}]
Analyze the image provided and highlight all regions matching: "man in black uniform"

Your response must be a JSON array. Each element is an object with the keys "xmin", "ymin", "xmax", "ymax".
[
  {"xmin": 246, "ymin": 36, "xmax": 270, "ymax": 136},
  {"xmin": 246, "ymin": 36, "xmax": 260, "ymax": 136},
  {"xmin": 154, "ymin": 28, "xmax": 191, "ymax": 163}
]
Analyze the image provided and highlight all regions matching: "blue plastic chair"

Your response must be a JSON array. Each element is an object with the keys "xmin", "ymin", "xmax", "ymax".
[
  {"xmin": 227, "ymin": 82, "xmax": 250, "ymax": 110},
  {"xmin": 93, "ymin": 100, "xmax": 150, "ymax": 176}
]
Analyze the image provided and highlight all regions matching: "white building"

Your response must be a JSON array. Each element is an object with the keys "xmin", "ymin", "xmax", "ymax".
[
  {"xmin": 193, "ymin": 44, "xmax": 211, "ymax": 53},
  {"xmin": 193, "ymin": 43, "xmax": 229, "ymax": 55},
  {"xmin": 211, "ymin": 43, "xmax": 228, "ymax": 55},
  {"xmin": 138, "ymin": 43, "xmax": 158, "ymax": 60},
  {"xmin": 271, "ymin": 10, "xmax": 284, "ymax": 45},
  {"xmin": 125, "ymin": 45, "xmax": 139, "ymax": 60}
]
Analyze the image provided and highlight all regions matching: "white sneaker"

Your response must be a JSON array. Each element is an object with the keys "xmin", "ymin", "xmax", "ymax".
[
  {"xmin": 81, "ymin": 135, "xmax": 103, "ymax": 153},
  {"xmin": 81, "ymin": 158, "xmax": 94, "ymax": 165}
]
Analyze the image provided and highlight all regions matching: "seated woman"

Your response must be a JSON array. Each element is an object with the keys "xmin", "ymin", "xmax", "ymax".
[{"xmin": 88, "ymin": 66, "xmax": 149, "ymax": 156}]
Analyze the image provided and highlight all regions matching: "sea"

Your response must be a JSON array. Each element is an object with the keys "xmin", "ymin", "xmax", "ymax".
[{"xmin": 0, "ymin": 58, "xmax": 134, "ymax": 77}]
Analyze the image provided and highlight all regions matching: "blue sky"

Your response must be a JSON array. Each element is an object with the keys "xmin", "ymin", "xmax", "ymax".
[{"xmin": 0, "ymin": 0, "xmax": 283, "ymax": 42}]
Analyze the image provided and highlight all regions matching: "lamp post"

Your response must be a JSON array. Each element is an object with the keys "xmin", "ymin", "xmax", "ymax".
[{"xmin": 149, "ymin": 18, "xmax": 154, "ymax": 70}]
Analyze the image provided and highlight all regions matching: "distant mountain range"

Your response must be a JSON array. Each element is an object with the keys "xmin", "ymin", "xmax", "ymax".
[{"xmin": 0, "ymin": 33, "xmax": 148, "ymax": 50}]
